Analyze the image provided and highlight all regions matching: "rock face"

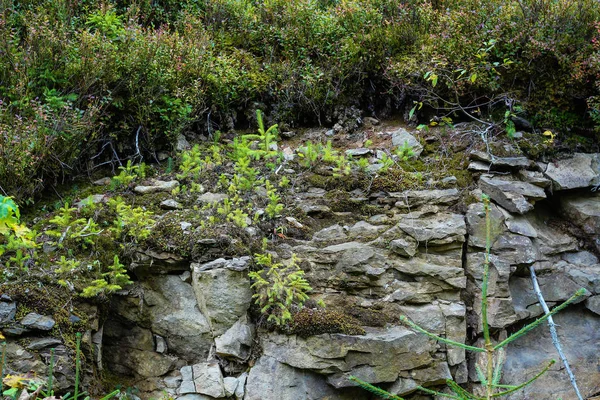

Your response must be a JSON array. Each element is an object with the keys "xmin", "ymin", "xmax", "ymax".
[
  {"xmin": 192, "ymin": 257, "xmax": 253, "ymax": 336},
  {"xmin": 542, "ymin": 153, "xmax": 600, "ymax": 190},
  {"xmin": 22, "ymin": 144, "xmax": 595, "ymax": 400},
  {"xmin": 561, "ymin": 193, "xmax": 600, "ymax": 252},
  {"xmin": 244, "ymin": 356, "xmax": 366, "ymax": 400},
  {"xmin": 261, "ymin": 327, "xmax": 437, "ymax": 388},
  {"xmin": 479, "ymin": 174, "xmax": 546, "ymax": 214}
]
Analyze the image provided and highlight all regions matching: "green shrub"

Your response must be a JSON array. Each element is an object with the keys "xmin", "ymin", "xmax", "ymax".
[
  {"xmin": 249, "ymin": 253, "xmax": 312, "ymax": 326},
  {"xmin": 1, "ymin": 0, "xmax": 599, "ymax": 200}
]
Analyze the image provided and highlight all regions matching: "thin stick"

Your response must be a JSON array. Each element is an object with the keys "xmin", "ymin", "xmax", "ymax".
[{"xmin": 529, "ymin": 266, "xmax": 584, "ymax": 400}]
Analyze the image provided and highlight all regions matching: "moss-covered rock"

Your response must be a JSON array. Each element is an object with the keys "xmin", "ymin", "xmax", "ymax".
[{"xmin": 289, "ymin": 308, "xmax": 365, "ymax": 337}]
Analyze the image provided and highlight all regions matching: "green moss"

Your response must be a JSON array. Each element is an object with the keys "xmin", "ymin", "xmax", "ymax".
[
  {"xmin": 325, "ymin": 190, "xmax": 381, "ymax": 216},
  {"xmin": 289, "ymin": 308, "xmax": 366, "ymax": 337},
  {"xmin": 347, "ymin": 306, "xmax": 392, "ymax": 327},
  {"xmin": 1, "ymin": 282, "xmax": 90, "ymax": 352},
  {"xmin": 148, "ymin": 210, "xmax": 260, "ymax": 259}
]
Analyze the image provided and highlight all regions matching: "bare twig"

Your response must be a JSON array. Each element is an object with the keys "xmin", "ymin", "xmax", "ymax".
[{"xmin": 529, "ymin": 266, "xmax": 584, "ymax": 400}]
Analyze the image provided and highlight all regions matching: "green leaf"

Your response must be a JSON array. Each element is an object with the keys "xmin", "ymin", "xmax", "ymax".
[{"xmin": 470, "ymin": 73, "xmax": 477, "ymax": 83}]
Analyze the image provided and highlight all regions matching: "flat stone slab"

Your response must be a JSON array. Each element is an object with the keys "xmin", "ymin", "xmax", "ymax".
[
  {"xmin": 479, "ymin": 174, "xmax": 546, "ymax": 214},
  {"xmin": 543, "ymin": 153, "xmax": 600, "ymax": 190},
  {"xmin": 470, "ymin": 150, "xmax": 531, "ymax": 168},
  {"xmin": 134, "ymin": 180, "xmax": 180, "ymax": 194},
  {"xmin": 20, "ymin": 313, "xmax": 55, "ymax": 331},
  {"xmin": 390, "ymin": 188, "xmax": 459, "ymax": 209}
]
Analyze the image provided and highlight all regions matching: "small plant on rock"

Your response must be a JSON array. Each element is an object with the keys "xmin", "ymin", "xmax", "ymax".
[
  {"xmin": 177, "ymin": 144, "xmax": 203, "ymax": 180},
  {"xmin": 249, "ymin": 253, "xmax": 312, "ymax": 326},
  {"xmin": 243, "ymin": 110, "xmax": 279, "ymax": 161},
  {"xmin": 109, "ymin": 197, "xmax": 155, "ymax": 242},
  {"xmin": 81, "ymin": 255, "xmax": 132, "ymax": 298},
  {"xmin": 0, "ymin": 196, "xmax": 36, "ymax": 258}
]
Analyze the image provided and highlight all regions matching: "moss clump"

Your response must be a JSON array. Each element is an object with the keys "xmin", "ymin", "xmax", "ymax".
[
  {"xmin": 289, "ymin": 308, "xmax": 366, "ymax": 337},
  {"xmin": 325, "ymin": 190, "xmax": 382, "ymax": 216},
  {"xmin": 347, "ymin": 306, "xmax": 392, "ymax": 327},
  {"xmin": 148, "ymin": 210, "xmax": 260, "ymax": 259},
  {"xmin": 305, "ymin": 173, "xmax": 364, "ymax": 192}
]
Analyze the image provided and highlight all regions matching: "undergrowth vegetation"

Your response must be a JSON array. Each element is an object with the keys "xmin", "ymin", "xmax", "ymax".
[{"xmin": 1, "ymin": 0, "xmax": 599, "ymax": 200}]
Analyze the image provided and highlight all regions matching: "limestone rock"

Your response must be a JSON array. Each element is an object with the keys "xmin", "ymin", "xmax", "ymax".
[
  {"xmin": 93, "ymin": 177, "xmax": 111, "ymax": 186},
  {"xmin": 192, "ymin": 362, "xmax": 225, "ymax": 398},
  {"xmin": 397, "ymin": 212, "xmax": 466, "ymax": 246},
  {"xmin": 502, "ymin": 308, "xmax": 600, "ymax": 399},
  {"xmin": 176, "ymin": 134, "xmax": 191, "ymax": 151},
  {"xmin": 479, "ymin": 174, "xmax": 546, "ymax": 214},
  {"xmin": 197, "ymin": 192, "xmax": 228, "ymax": 204},
  {"xmin": 194, "ymin": 256, "xmax": 250, "ymax": 272},
  {"xmin": 389, "ymin": 236, "xmax": 418, "ymax": 258},
  {"xmin": 466, "ymin": 253, "xmax": 512, "ymax": 298},
  {"xmin": 585, "ymin": 296, "xmax": 600, "ymax": 315},
  {"xmin": 192, "ymin": 259, "xmax": 253, "ymax": 336},
  {"xmin": 517, "ymin": 170, "xmax": 551, "ymax": 188},
  {"xmin": 392, "ymin": 253, "xmax": 465, "ymax": 289},
  {"xmin": 345, "ymin": 148, "xmax": 371, "ymax": 157},
  {"xmin": 297, "ymin": 202, "xmax": 331, "ymax": 216},
  {"xmin": 363, "ymin": 117, "xmax": 380, "ymax": 127},
  {"xmin": 543, "ymin": 153, "xmax": 600, "ymax": 190},
  {"xmin": 347, "ymin": 221, "xmax": 386, "ymax": 240},
  {"xmin": 468, "ymin": 161, "xmax": 490, "ymax": 172},
  {"xmin": 466, "ymin": 202, "xmax": 506, "ymax": 248},
  {"xmin": 234, "ymin": 372, "xmax": 247, "ymax": 399},
  {"xmin": 109, "ymin": 277, "xmax": 213, "ymax": 363},
  {"xmin": 526, "ymin": 208, "xmax": 578, "ymax": 256},
  {"xmin": 312, "ymin": 224, "xmax": 348, "ymax": 242},
  {"xmin": 103, "ymin": 324, "xmax": 175, "ymax": 377},
  {"xmin": 26, "ymin": 338, "xmax": 62, "ymax": 350},
  {"xmin": 469, "ymin": 150, "xmax": 530, "ymax": 169},
  {"xmin": 510, "ymin": 273, "xmax": 588, "ymax": 320},
  {"xmin": 131, "ymin": 249, "xmax": 188, "ymax": 276},
  {"xmin": 215, "ymin": 314, "xmax": 254, "ymax": 361},
  {"xmin": 134, "ymin": 180, "xmax": 180, "ymax": 194},
  {"xmin": 261, "ymin": 326, "xmax": 436, "ymax": 389},
  {"xmin": 20, "ymin": 313, "xmax": 55, "ymax": 331},
  {"xmin": 562, "ymin": 251, "xmax": 598, "ymax": 267},
  {"xmin": 390, "ymin": 188, "xmax": 459, "ymax": 209},
  {"xmin": 0, "ymin": 301, "xmax": 16, "ymax": 323},
  {"xmin": 391, "ymin": 128, "xmax": 423, "ymax": 157},
  {"xmin": 389, "ymin": 362, "xmax": 452, "ymax": 396},
  {"xmin": 501, "ymin": 209, "xmax": 537, "ymax": 238},
  {"xmin": 492, "ymin": 233, "xmax": 537, "ymax": 265},
  {"xmin": 74, "ymin": 194, "xmax": 106, "ymax": 208},
  {"xmin": 160, "ymin": 199, "xmax": 183, "ymax": 210},
  {"xmin": 223, "ymin": 377, "xmax": 238, "ymax": 397},
  {"xmin": 560, "ymin": 193, "xmax": 600, "ymax": 251},
  {"xmin": 245, "ymin": 355, "xmax": 364, "ymax": 400}
]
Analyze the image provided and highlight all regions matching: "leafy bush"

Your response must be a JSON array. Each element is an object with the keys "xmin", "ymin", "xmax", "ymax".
[{"xmin": 1, "ymin": 0, "xmax": 599, "ymax": 200}]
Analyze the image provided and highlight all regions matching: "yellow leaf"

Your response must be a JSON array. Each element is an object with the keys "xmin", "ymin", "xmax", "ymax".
[
  {"xmin": 542, "ymin": 130, "xmax": 555, "ymax": 144},
  {"xmin": 12, "ymin": 224, "xmax": 31, "ymax": 238},
  {"xmin": 0, "ymin": 331, "xmax": 4, "ymax": 340},
  {"xmin": 3, "ymin": 374, "xmax": 29, "ymax": 389}
]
